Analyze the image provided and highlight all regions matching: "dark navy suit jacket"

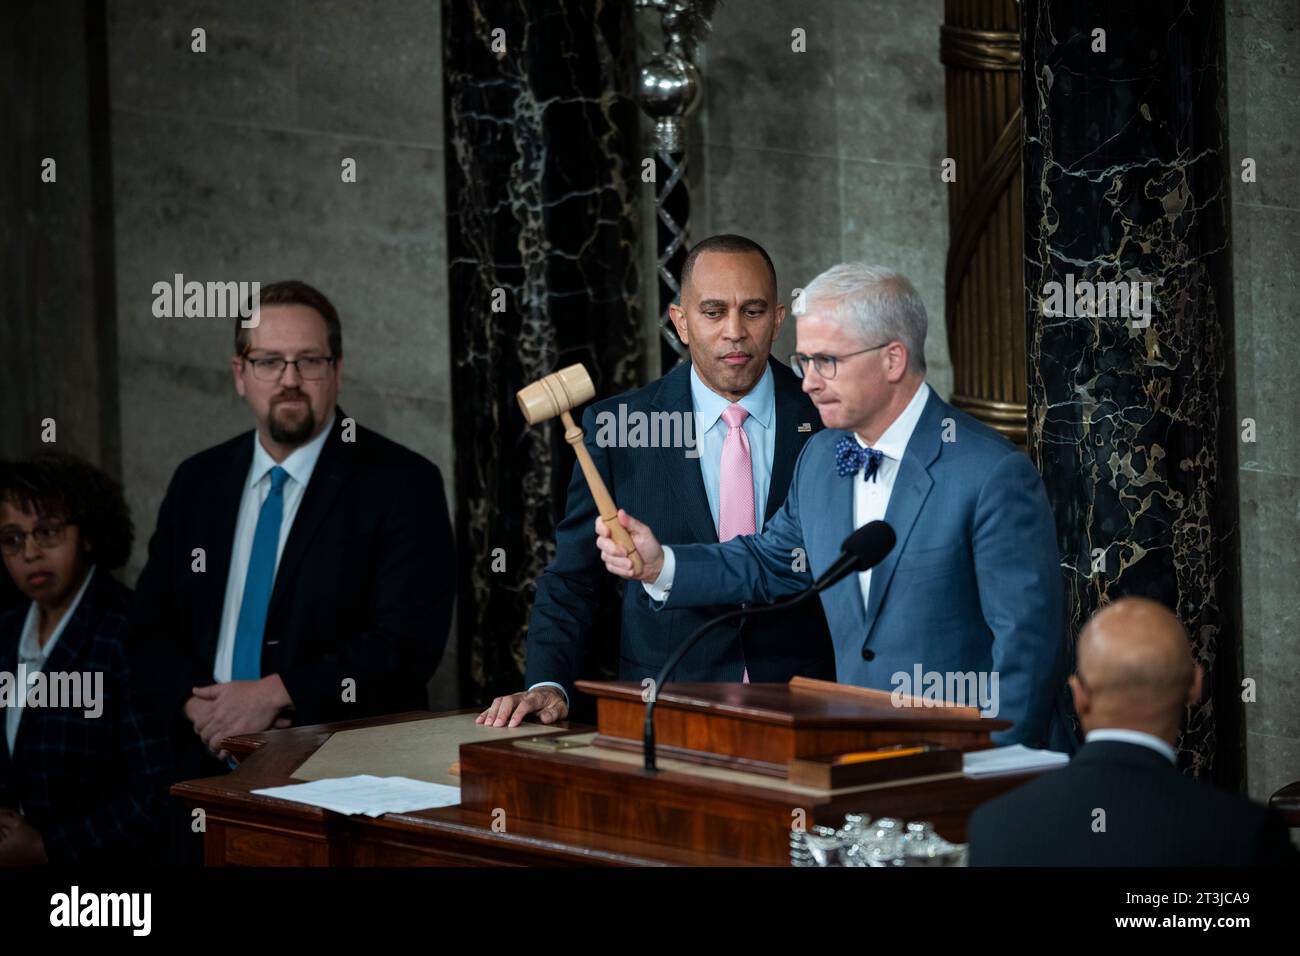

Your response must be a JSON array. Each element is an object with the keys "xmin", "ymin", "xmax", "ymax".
[
  {"xmin": 969, "ymin": 740, "xmax": 1299, "ymax": 866},
  {"xmin": 0, "ymin": 570, "xmax": 171, "ymax": 862},
  {"xmin": 129, "ymin": 411, "xmax": 455, "ymax": 782},
  {"xmin": 524, "ymin": 358, "xmax": 835, "ymax": 701}
]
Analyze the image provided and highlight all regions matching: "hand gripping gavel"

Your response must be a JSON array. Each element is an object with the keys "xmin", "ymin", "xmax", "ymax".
[{"xmin": 517, "ymin": 364, "xmax": 643, "ymax": 577}]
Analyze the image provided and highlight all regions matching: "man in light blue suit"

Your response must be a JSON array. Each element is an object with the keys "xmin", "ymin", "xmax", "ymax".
[{"xmin": 596, "ymin": 263, "xmax": 1069, "ymax": 748}]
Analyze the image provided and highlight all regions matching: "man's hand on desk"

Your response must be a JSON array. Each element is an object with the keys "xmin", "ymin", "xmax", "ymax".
[
  {"xmin": 186, "ymin": 676, "xmax": 294, "ymax": 760},
  {"xmin": 595, "ymin": 510, "xmax": 664, "ymax": 583},
  {"xmin": 477, "ymin": 685, "xmax": 568, "ymax": 728}
]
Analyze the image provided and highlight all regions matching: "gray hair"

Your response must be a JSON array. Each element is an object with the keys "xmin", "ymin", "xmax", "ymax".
[{"xmin": 796, "ymin": 263, "xmax": 928, "ymax": 374}]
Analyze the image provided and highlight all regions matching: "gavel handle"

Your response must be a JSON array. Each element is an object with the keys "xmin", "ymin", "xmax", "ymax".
[{"xmin": 561, "ymin": 410, "xmax": 644, "ymax": 577}]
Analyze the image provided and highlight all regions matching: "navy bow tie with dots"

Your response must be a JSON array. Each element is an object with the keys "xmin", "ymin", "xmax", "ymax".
[{"xmin": 835, "ymin": 435, "xmax": 884, "ymax": 481}]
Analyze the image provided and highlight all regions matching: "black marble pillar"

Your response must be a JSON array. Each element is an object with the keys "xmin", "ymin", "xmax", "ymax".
[
  {"xmin": 1022, "ymin": 1, "xmax": 1240, "ymax": 781},
  {"xmin": 444, "ymin": 0, "xmax": 644, "ymax": 704}
]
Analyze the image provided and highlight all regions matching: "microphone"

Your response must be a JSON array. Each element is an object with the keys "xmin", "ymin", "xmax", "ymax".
[
  {"xmin": 642, "ymin": 521, "xmax": 896, "ymax": 771},
  {"xmin": 805, "ymin": 520, "xmax": 897, "ymax": 597}
]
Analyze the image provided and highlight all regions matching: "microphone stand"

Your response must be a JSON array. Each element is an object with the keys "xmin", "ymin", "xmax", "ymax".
[
  {"xmin": 638, "ymin": 520, "xmax": 895, "ymax": 772},
  {"xmin": 642, "ymin": 586, "xmax": 822, "ymax": 772}
]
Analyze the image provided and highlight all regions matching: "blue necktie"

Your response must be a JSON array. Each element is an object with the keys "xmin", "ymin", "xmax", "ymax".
[
  {"xmin": 231, "ymin": 466, "xmax": 289, "ymax": 681},
  {"xmin": 834, "ymin": 434, "xmax": 884, "ymax": 482}
]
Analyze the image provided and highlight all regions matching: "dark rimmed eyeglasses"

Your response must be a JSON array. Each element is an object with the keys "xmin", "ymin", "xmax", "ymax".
[
  {"xmin": 789, "ymin": 342, "xmax": 891, "ymax": 380},
  {"xmin": 242, "ymin": 353, "xmax": 337, "ymax": 381}
]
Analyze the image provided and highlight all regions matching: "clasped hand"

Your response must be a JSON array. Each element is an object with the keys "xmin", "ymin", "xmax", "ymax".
[{"xmin": 184, "ymin": 675, "xmax": 293, "ymax": 761}]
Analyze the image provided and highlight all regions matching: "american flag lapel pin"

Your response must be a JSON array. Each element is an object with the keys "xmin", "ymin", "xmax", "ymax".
[{"xmin": 798, "ymin": 422, "xmax": 812, "ymax": 433}]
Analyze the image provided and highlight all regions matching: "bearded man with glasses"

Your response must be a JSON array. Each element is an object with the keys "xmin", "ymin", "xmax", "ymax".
[
  {"xmin": 596, "ymin": 263, "xmax": 1073, "ymax": 751},
  {"xmin": 128, "ymin": 280, "xmax": 454, "ymax": 860}
]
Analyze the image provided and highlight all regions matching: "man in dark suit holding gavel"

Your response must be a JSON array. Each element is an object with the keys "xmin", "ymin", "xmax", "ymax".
[
  {"xmin": 969, "ymin": 597, "xmax": 1298, "ymax": 866},
  {"xmin": 479, "ymin": 234, "xmax": 835, "ymax": 727}
]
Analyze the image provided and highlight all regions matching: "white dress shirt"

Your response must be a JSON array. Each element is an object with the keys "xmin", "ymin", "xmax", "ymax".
[
  {"xmin": 5, "ymin": 566, "xmax": 96, "ymax": 755},
  {"xmin": 211, "ymin": 415, "xmax": 334, "ymax": 683},
  {"xmin": 646, "ymin": 380, "xmax": 932, "ymax": 613},
  {"xmin": 847, "ymin": 381, "xmax": 930, "ymax": 611},
  {"xmin": 1084, "ymin": 728, "xmax": 1178, "ymax": 765}
]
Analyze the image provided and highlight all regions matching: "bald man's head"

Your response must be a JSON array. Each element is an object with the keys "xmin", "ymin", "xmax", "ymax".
[{"xmin": 1070, "ymin": 597, "xmax": 1203, "ymax": 743}]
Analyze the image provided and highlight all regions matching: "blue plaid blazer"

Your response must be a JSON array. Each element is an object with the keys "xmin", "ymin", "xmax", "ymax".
[{"xmin": 0, "ymin": 570, "xmax": 172, "ymax": 862}]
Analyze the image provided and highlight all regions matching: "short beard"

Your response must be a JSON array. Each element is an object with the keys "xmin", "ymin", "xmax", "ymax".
[{"xmin": 268, "ymin": 403, "xmax": 317, "ymax": 446}]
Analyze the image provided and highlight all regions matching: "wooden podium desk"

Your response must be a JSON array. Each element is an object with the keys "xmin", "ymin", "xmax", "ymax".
[
  {"xmin": 173, "ymin": 700, "xmax": 1047, "ymax": 867},
  {"xmin": 172, "ymin": 710, "xmax": 736, "ymax": 866}
]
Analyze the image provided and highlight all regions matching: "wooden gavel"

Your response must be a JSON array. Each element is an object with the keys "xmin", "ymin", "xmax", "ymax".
[{"xmin": 517, "ymin": 364, "xmax": 644, "ymax": 577}]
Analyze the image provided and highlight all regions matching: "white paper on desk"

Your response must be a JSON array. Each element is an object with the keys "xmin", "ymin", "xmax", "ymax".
[
  {"xmin": 963, "ymin": 744, "xmax": 1069, "ymax": 777},
  {"xmin": 252, "ymin": 774, "xmax": 462, "ymax": 816}
]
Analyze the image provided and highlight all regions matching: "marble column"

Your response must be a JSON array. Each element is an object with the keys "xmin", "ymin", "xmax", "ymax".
[
  {"xmin": 444, "ymin": 0, "xmax": 644, "ymax": 703},
  {"xmin": 1022, "ymin": 1, "xmax": 1241, "ymax": 781}
]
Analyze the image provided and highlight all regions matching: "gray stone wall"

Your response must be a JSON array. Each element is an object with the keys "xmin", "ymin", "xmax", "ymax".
[
  {"xmin": 1227, "ymin": 0, "xmax": 1300, "ymax": 805},
  {"xmin": 680, "ymin": 0, "xmax": 953, "ymax": 398}
]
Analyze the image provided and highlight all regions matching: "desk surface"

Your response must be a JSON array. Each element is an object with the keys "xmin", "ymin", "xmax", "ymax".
[{"xmin": 293, "ymin": 710, "xmax": 569, "ymax": 785}]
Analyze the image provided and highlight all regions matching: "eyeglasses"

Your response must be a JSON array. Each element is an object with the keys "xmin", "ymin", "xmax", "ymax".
[
  {"xmin": 0, "ymin": 519, "xmax": 69, "ymax": 556},
  {"xmin": 790, "ymin": 343, "xmax": 891, "ymax": 380},
  {"xmin": 243, "ymin": 354, "xmax": 336, "ymax": 381}
]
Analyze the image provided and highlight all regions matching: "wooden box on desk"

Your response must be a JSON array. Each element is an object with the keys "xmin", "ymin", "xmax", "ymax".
[
  {"xmin": 579, "ymin": 675, "xmax": 1000, "ymax": 777},
  {"xmin": 457, "ymin": 677, "xmax": 1020, "ymax": 865}
]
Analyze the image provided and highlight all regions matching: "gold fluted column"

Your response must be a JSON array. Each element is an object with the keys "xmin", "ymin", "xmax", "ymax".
[{"xmin": 940, "ymin": 0, "xmax": 1025, "ymax": 444}]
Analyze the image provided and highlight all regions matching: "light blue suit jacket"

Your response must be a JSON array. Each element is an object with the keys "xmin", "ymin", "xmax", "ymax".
[{"xmin": 663, "ymin": 389, "xmax": 1067, "ymax": 747}]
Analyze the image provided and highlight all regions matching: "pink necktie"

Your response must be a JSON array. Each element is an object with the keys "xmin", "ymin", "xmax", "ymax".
[{"xmin": 718, "ymin": 404, "xmax": 755, "ymax": 684}]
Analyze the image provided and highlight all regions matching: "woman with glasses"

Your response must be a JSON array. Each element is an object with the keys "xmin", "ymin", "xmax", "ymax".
[{"xmin": 0, "ymin": 453, "xmax": 171, "ymax": 864}]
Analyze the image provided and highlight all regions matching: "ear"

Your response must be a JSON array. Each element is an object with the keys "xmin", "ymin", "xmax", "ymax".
[
  {"xmin": 1188, "ymin": 663, "xmax": 1204, "ymax": 708},
  {"xmin": 885, "ymin": 341, "xmax": 909, "ymax": 383},
  {"xmin": 668, "ymin": 302, "xmax": 690, "ymax": 345},
  {"xmin": 232, "ymin": 355, "xmax": 248, "ymax": 398},
  {"xmin": 1068, "ymin": 674, "xmax": 1089, "ymax": 718}
]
